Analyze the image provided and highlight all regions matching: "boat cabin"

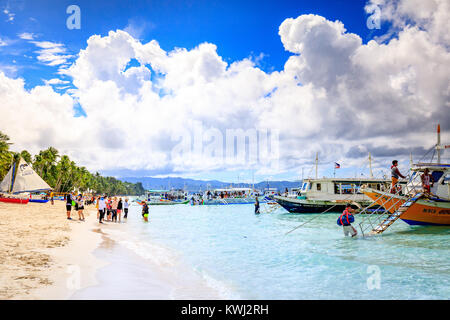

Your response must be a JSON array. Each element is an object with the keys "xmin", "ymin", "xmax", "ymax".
[
  {"xmin": 409, "ymin": 163, "xmax": 450, "ymax": 200},
  {"xmin": 300, "ymin": 178, "xmax": 391, "ymax": 200}
]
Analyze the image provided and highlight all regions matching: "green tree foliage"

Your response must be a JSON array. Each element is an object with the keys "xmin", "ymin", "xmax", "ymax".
[{"xmin": 0, "ymin": 131, "xmax": 145, "ymax": 195}]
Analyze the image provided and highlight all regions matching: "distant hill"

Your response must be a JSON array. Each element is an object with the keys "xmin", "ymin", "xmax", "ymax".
[{"xmin": 120, "ymin": 176, "xmax": 302, "ymax": 192}]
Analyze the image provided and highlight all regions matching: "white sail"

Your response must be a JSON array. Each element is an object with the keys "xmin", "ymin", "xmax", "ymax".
[
  {"xmin": 0, "ymin": 164, "xmax": 14, "ymax": 192},
  {"xmin": 12, "ymin": 158, "xmax": 51, "ymax": 194}
]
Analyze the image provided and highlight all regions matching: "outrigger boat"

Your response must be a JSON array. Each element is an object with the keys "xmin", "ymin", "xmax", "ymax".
[
  {"xmin": 360, "ymin": 163, "xmax": 450, "ymax": 225},
  {"xmin": 274, "ymin": 153, "xmax": 393, "ymax": 213},
  {"xmin": 274, "ymin": 178, "xmax": 392, "ymax": 213},
  {"xmin": 0, "ymin": 158, "xmax": 52, "ymax": 204},
  {"xmin": 357, "ymin": 125, "xmax": 449, "ymax": 235},
  {"xmin": 142, "ymin": 189, "xmax": 189, "ymax": 205},
  {"xmin": 194, "ymin": 187, "xmax": 267, "ymax": 205}
]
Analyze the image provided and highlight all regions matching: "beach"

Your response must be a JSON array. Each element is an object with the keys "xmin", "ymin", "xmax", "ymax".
[
  {"xmin": 0, "ymin": 200, "xmax": 225, "ymax": 300},
  {"xmin": 0, "ymin": 201, "xmax": 103, "ymax": 299}
]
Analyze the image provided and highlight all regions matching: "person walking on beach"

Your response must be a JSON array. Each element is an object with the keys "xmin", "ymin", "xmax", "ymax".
[
  {"xmin": 421, "ymin": 168, "xmax": 434, "ymax": 195},
  {"xmin": 98, "ymin": 196, "xmax": 106, "ymax": 224},
  {"xmin": 111, "ymin": 197, "xmax": 118, "ymax": 222},
  {"xmin": 106, "ymin": 197, "xmax": 112, "ymax": 221},
  {"xmin": 77, "ymin": 194, "xmax": 85, "ymax": 221},
  {"xmin": 65, "ymin": 193, "xmax": 72, "ymax": 220},
  {"xmin": 50, "ymin": 191, "xmax": 54, "ymax": 205},
  {"xmin": 337, "ymin": 204, "xmax": 357, "ymax": 237},
  {"xmin": 96, "ymin": 197, "xmax": 99, "ymax": 219},
  {"xmin": 390, "ymin": 160, "xmax": 406, "ymax": 194},
  {"xmin": 117, "ymin": 197, "xmax": 123, "ymax": 223},
  {"xmin": 255, "ymin": 197, "xmax": 260, "ymax": 214},
  {"xmin": 123, "ymin": 198, "xmax": 129, "ymax": 219}
]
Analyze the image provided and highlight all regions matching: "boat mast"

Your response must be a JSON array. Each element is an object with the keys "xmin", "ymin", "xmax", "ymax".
[
  {"xmin": 9, "ymin": 159, "xmax": 16, "ymax": 193},
  {"xmin": 409, "ymin": 152, "xmax": 413, "ymax": 169},
  {"xmin": 368, "ymin": 152, "xmax": 373, "ymax": 178},
  {"xmin": 437, "ymin": 124, "xmax": 441, "ymax": 164},
  {"xmin": 315, "ymin": 152, "xmax": 318, "ymax": 179}
]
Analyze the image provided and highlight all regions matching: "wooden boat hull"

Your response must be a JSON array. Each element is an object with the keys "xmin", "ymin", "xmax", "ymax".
[
  {"xmin": 399, "ymin": 199, "xmax": 450, "ymax": 226},
  {"xmin": 273, "ymin": 196, "xmax": 374, "ymax": 213},
  {"xmin": 146, "ymin": 200, "xmax": 189, "ymax": 205},
  {"xmin": 0, "ymin": 197, "xmax": 29, "ymax": 204},
  {"xmin": 199, "ymin": 196, "xmax": 268, "ymax": 205},
  {"xmin": 362, "ymin": 188, "xmax": 450, "ymax": 226},
  {"xmin": 362, "ymin": 188, "xmax": 406, "ymax": 214}
]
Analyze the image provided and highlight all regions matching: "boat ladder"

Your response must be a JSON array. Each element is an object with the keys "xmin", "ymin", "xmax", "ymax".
[
  {"xmin": 369, "ymin": 193, "xmax": 424, "ymax": 235},
  {"xmin": 358, "ymin": 192, "xmax": 423, "ymax": 236},
  {"xmin": 357, "ymin": 167, "xmax": 429, "ymax": 236}
]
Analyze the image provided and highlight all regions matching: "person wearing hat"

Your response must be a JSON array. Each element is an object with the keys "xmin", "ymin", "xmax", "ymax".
[{"xmin": 337, "ymin": 204, "xmax": 357, "ymax": 237}]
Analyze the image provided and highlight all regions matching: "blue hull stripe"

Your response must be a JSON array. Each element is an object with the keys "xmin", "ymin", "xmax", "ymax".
[{"xmin": 401, "ymin": 219, "xmax": 450, "ymax": 226}]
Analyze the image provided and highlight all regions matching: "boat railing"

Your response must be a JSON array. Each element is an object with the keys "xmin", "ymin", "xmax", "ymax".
[{"xmin": 357, "ymin": 170, "xmax": 427, "ymax": 236}]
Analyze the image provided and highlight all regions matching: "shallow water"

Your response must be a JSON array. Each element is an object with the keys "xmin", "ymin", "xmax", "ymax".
[{"xmin": 76, "ymin": 202, "xmax": 450, "ymax": 299}]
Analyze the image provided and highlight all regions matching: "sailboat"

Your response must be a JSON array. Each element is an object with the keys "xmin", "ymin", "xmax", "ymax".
[{"xmin": 0, "ymin": 158, "xmax": 52, "ymax": 204}]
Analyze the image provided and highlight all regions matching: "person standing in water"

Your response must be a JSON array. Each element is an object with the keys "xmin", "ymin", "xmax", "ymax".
[
  {"xmin": 142, "ymin": 201, "xmax": 149, "ymax": 222},
  {"xmin": 255, "ymin": 197, "xmax": 260, "ymax": 214},
  {"xmin": 123, "ymin": 198, "xmax": 129, "ymax": 219},
  {"xmin": 98, "ymin": 196, "xmax": 107, "ymax": 224},
  {"xmin": 117, "ymin": 197, "xmax": 123, "ymax": 223},
  {"xmin": 111, "ymin": 197, "xmax": 118, "ymax": 222},
  {"xmin": 337, "ymin": 204, "xmax": 357, "ymax": 237}
]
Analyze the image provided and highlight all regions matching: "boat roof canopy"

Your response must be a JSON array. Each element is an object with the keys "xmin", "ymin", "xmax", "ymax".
[
  {"xmin": 412, "ymin": 163, "xmax": 450, "ymax": 170},
  {"xmin": 304, "ymin": 178, "xmax": 389, "ymax": 183},
  {"xmin": 213, "ymin": 188, "xmax": 252, "ymax": 192}
]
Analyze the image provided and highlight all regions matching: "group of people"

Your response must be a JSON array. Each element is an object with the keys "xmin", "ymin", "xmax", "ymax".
[
  {"xmin": 96, "ymin": 196, "xmax": 129, "ymax": 224},
  {"xmin": 390, "ymin": 159, "xmax": 434, "ymax": 195},
  {"xmin": 65, "ymin": 193, "xmax": 89, "ymax": 221},
  {"xmin": 64, "ymin": 193, "xmax": 130, "ymax": 224}
]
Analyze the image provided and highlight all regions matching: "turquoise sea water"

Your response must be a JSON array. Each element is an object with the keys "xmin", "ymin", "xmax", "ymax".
[{"xmin": 79, "ymin": 202, "xmax": 450, "ymax": 300}]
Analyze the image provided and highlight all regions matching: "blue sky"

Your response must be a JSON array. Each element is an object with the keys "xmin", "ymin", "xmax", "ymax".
[
  {"xmin": 1, "ymin": 0, "xmax": 384, "ymax": 88},
  {"xmin": 1, "ymin": 0, "xmax": 447, "ymax": 184}
]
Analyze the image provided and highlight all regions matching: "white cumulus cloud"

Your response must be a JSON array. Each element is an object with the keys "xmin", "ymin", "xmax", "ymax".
[{"xmin": 1, "ymin": 1, "xmax": 449, "ymax": 178}]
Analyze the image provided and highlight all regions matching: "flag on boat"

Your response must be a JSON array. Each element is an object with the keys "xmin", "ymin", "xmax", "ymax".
[{"xmin": 335, "ymin": 162, "xmax": 341, "ymax": 169}]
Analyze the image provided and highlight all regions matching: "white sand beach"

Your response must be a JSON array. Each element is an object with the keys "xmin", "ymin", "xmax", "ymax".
[
  {"xmin": 0, "ymin": 201, "xmax": 103, "ymax": 299},
  {"xmin": 0, "ymin": 201, "xmax": 225, "ymax": 300}
]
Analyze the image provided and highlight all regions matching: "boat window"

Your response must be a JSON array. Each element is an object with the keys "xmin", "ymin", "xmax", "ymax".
[
  {"xmin": 432, "ymin": 171, "xmax": 444, "ymax": 183},
  {"xmin": 443, "ymin": 174, "xmax": 450, "ymax": 185},
  {"xmin": 334, "ymin": 183, "xmax": 355, "ymax": 194},
  {"xmin": 316, "ymin": 183, "xmax": 321, "ymax": 191}
]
